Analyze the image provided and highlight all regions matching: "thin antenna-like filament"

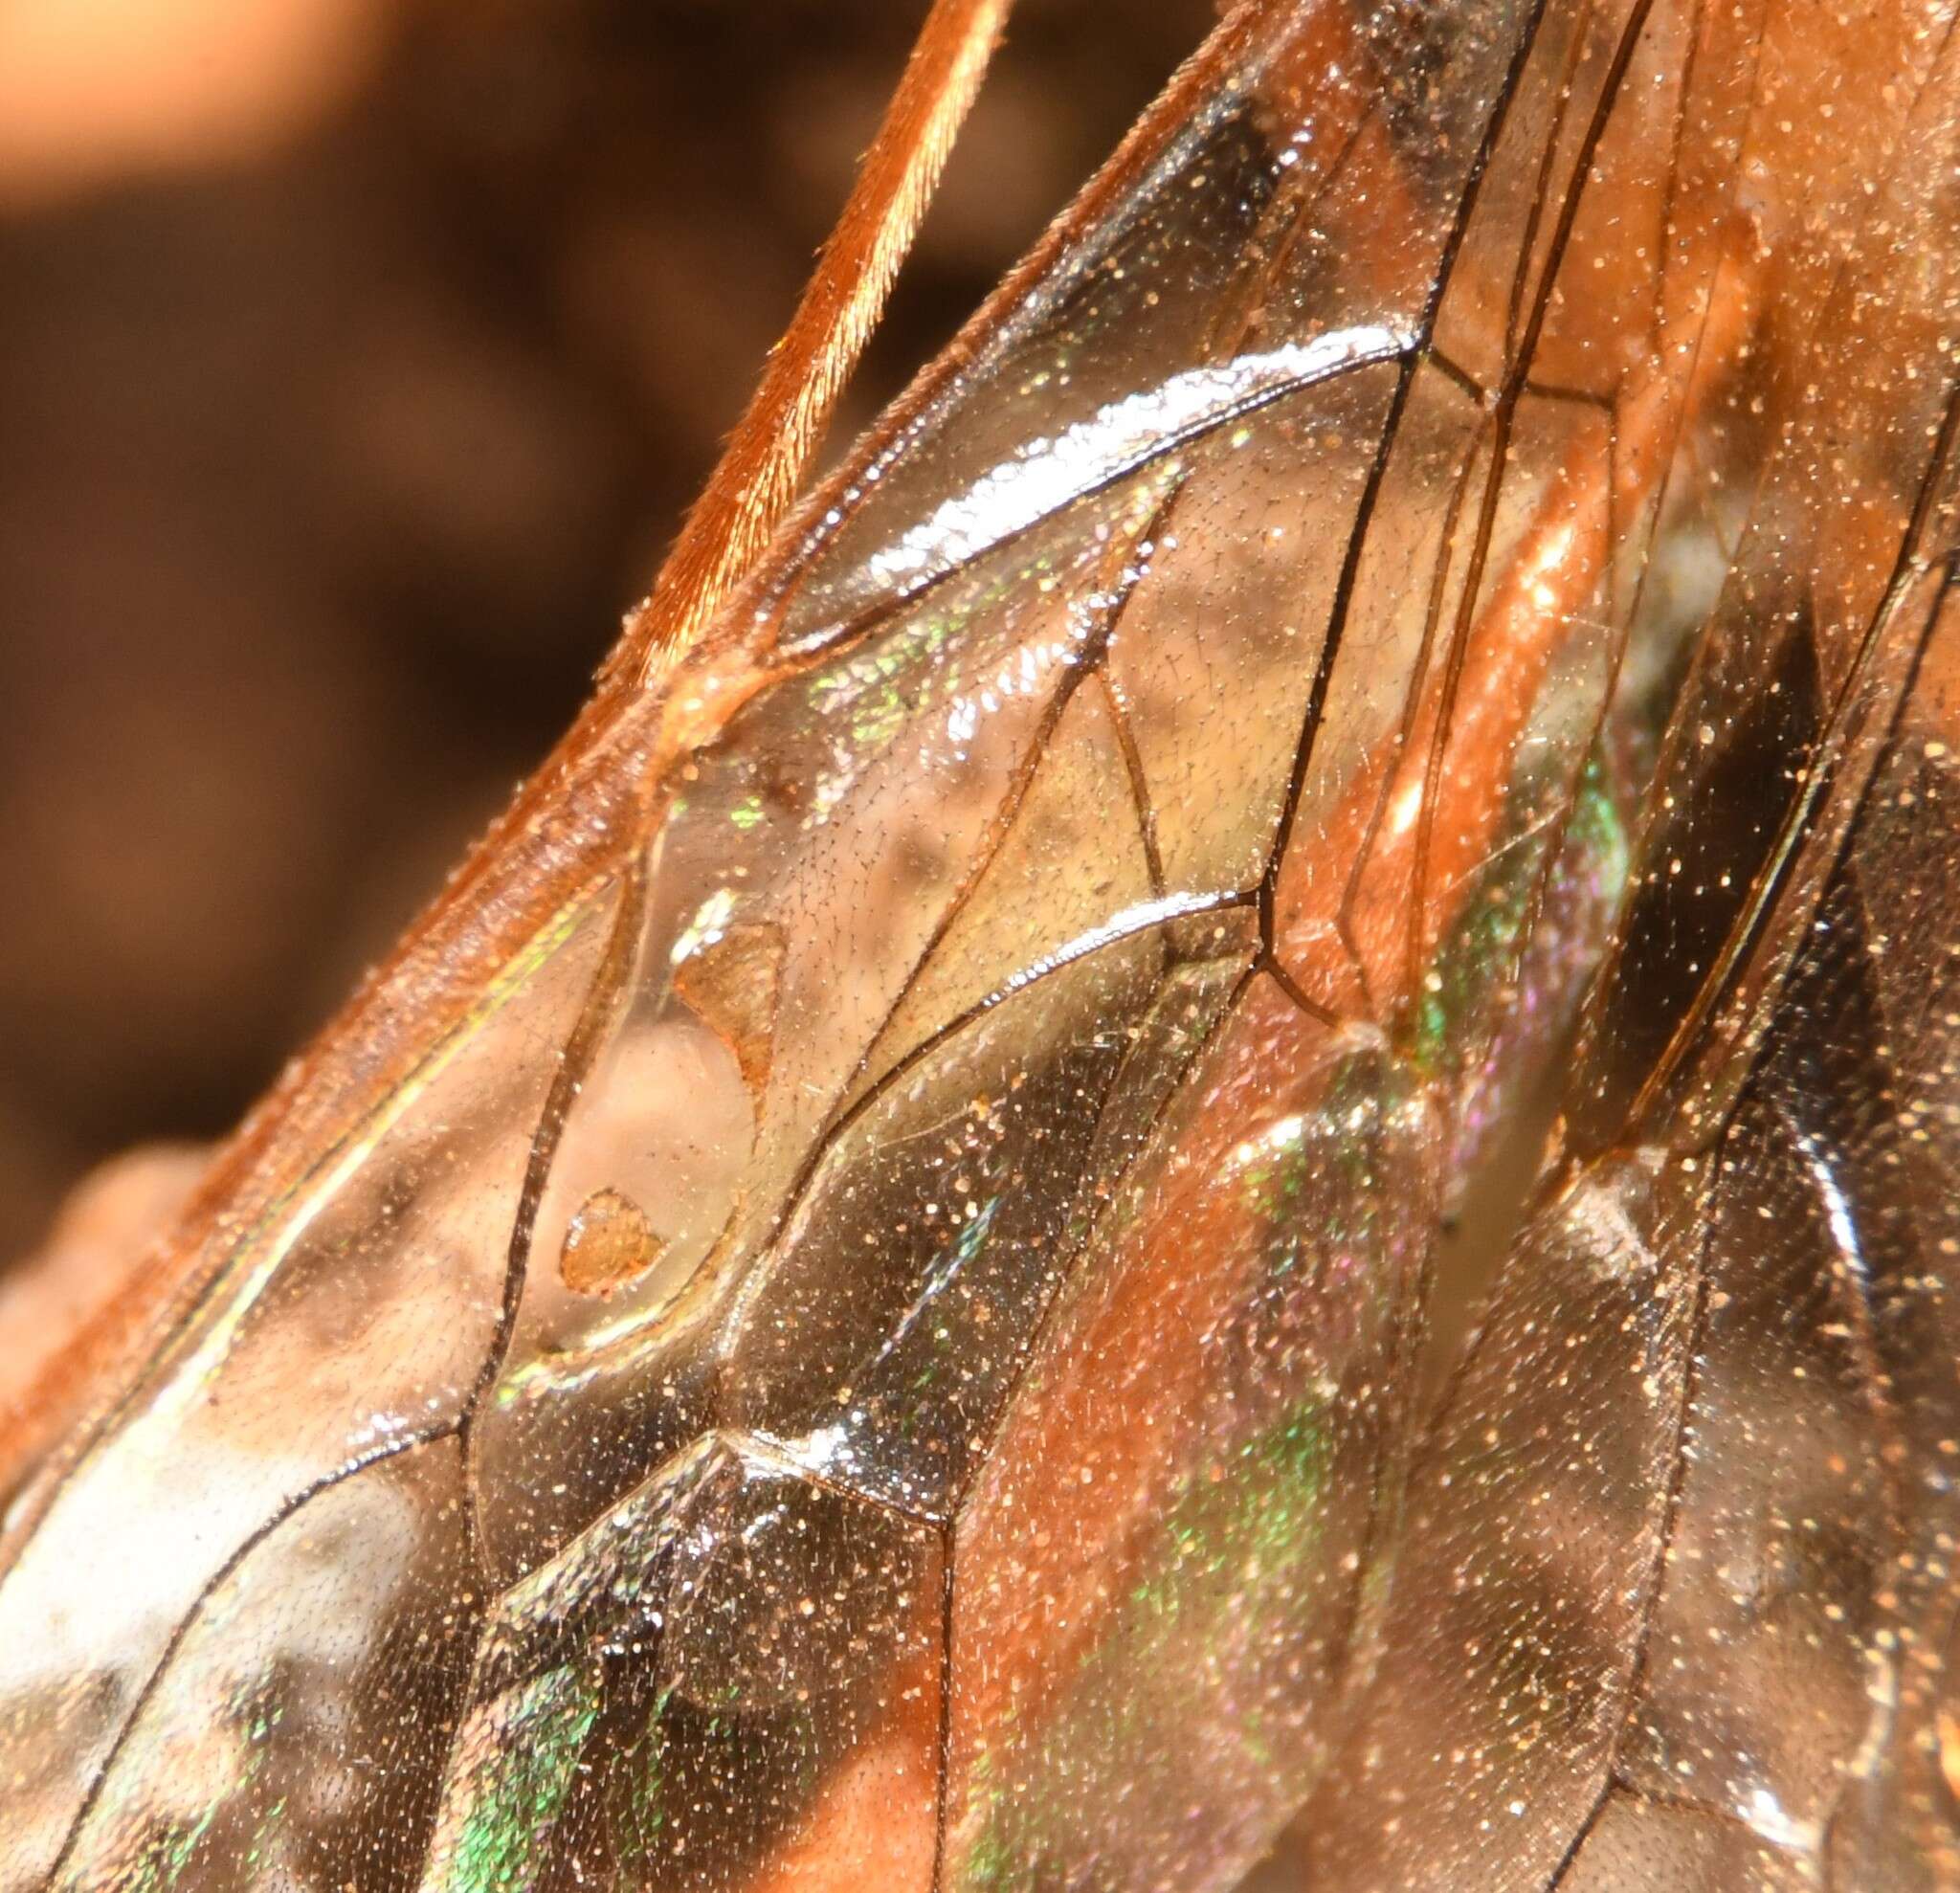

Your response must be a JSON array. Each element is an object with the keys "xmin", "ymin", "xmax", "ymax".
[{"xmin": 617, "ymin": 0, "xmax": 1013, "ymax": 687}]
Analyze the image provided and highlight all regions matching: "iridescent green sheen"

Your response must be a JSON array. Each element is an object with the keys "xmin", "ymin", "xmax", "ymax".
[
  {"xmin": 1411, "ymin": 746, "xmax": 1630, "ymax": 1085},
  {"xmin": 954, "ymin": 1405, "xmax": 1331, "ymax": 1890},
  {"xmin": 434, "ymin": 1668, "xmax": 600, "ymax": 1893}
]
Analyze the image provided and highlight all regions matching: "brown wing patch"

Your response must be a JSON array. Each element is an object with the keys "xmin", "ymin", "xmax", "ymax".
[
  {"xmin": 558, "ymin": 1187, "xmax": 668, "ymax": 1299},
  {"xmin": 674, "ymin": 921, "xmax": 790, "ymax": 1095}
]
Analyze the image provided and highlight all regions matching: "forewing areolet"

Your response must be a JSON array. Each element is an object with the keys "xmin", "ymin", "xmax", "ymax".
[{"xmin": 4, "ymin": 0, "xmax": 1959, "ymax": 1888}]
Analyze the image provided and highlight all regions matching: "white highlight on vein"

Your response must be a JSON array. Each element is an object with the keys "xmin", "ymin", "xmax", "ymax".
[
  {"xmin": 1793, "ymin": 1126, "xmax": 1866, "ymax": 1283},
  {"xmin": 865, "ymin": 324, "xmax": 1414, "ymax": 591},
  {"xmin": 1001, "ymin": 890, "xmax": 1240, "ymax": 1000}
]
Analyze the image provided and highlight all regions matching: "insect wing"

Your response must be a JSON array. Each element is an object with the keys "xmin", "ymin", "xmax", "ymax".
[
  {"xmin": 0, "ymin": 4, "xmax": 1531, "ymax": 1884},
  {"xmin": 1294, "ymin": 6, "xmax": 1960, "ymax": 1884},
  {"xmin": 2, "ymin": 0, "xmax": 1959, "ymax": 1888}
]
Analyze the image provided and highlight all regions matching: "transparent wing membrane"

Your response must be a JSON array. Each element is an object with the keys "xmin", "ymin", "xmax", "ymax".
[{"xmin": 4, "ymin": 0, "xmax": 1959, "ymax": 1886}]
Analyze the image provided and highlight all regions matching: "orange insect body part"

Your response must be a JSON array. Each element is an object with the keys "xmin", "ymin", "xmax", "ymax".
[{"xmin": 4, "ymin": 0, "xmax": 1959, "ymax": 1887}]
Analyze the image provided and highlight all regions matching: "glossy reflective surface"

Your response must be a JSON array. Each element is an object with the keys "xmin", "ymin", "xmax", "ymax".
[{"xmin": 4, "ymin": 0, "xmax": 1959, "ymax": 1886}]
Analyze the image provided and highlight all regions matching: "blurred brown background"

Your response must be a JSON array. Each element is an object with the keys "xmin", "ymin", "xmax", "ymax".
[{"xmin": 0, "ymin": 0, "xmax": 1215, "ymax": 1264}]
